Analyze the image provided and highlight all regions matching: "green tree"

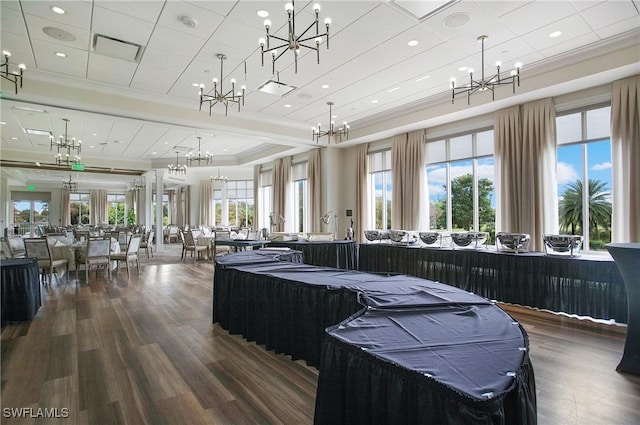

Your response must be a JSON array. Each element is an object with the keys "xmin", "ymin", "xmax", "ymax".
[
  {"xmin": 435, "ymin": 174, "xmax": 495, "ymax": 232},
  {"xmin": 559, "ymin": 179, "xmax": 611, "ymax": 237}
]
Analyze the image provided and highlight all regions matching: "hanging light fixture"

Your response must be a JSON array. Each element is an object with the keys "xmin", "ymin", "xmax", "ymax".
[
  {"xmin": 131, "ymin": 176, "xmax": 146, "ymax": 191},
  {"xmin": 210, "ymin": 169, "xmax": 228, "ymax": 184},
  {"xmin": 450, "ymin": 35, "xmax": 522, "ymax": 105},
  {"xmin": 62, "ymin": 174, "xmax": 78, "ymax": 192},
  {"xmin": 259, "ymin": 1, "xmax": 331, "ymax": 74},
  {"xmin": 51, "ymin": 118, "xmax": 82, "ymax": 167},
  {"xmin": 186, "ymin": 136, "xmax": 211, "ymax": 166},
  {"xmin": 1, "ymin": 50, "xmax": 26, "ymax": 94},
  {"xmin": 168, "ymin": 151, "xmax": 187, "ymax": 175},
  {"xmin": 199, "ymin": 54, "xmax": 245, "ymax": 116},
  {"xmin": 312, "ymin": 102, "xmax": 349, "ymax": 143}
]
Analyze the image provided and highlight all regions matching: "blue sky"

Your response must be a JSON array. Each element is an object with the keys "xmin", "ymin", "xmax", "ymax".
[{"xmin": 557, "ymin": 139, "xmax": 612, "ymax": 197}]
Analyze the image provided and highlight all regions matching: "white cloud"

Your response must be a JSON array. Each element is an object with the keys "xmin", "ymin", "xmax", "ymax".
[
  {"xmin": 557, "ymin": 162, "xmax": 579, "ymax": 185},
  {"xmin": 591, "ymin": 161, "xmax": 611, "ymax": 171}
]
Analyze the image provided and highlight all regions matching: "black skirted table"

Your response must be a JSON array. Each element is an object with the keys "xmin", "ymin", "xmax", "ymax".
[
  {"xmin": 213, "ymin": 239, "xmax": 271, "ymax": 252},
  {"xmin": 359, "ymin": 243, "xmax": 626, "ymax": 323},
  {"xmin": 1, "ymin": 258, "xmax": 42, "ymax": 325},
  {"xmin": 606, "ymin": 243, "xmax": 640, "ymax": 376},
  {"xmin": 213, "ymin": 250, "xmax": 536, "ymax": 425},
  {"xmin": 267, "ymin": 240, "xmax": 358, "ymax": 269}
]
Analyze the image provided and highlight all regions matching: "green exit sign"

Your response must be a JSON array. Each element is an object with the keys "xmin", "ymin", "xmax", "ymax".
[
  {"xmin": 27, "ymin": 185, "xmax": 35, "ymax": 191},
  {"xmin": 72, "ymin": 163, "xmax": 85, "ymax": 171}
]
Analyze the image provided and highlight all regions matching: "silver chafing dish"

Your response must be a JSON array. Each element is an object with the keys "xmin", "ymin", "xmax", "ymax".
[
  {"xmin": 543, "ymin": 234, "xmax": 582, "ymax": 257},
  {"xmin": 496, "ymin": 232, "xmax": 531, "ymax": 253},
  {"xmin": 450, "ymin": 232, "xmax": 489, "ymax": 249}
]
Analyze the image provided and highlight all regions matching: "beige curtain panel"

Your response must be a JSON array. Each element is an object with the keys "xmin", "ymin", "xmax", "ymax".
[
  {"xmin": 61, "ymin": 189, "xmax": 71, "ymax": 226},
  {"xmin": 611, "ymin": 75, "xmax": 640, "ymax": 243},
  {"xmin": 308, "ymin": 148, "xmax": 322, "ymax": 233},
  {"xmin": 199, "ymin": 180, "xmax": 213, "ymax": 227},
  {"xmin": 495, "ymin": 98, "xmax": 558, "ymax": 251},
  {"xmin": 355, "ymin": 143, "xmax": 370, "ymax": 243},
  {"xmin": 272, "ymin": 157, "xmax": 291, "ymax": 232},
  {"xmin": 253, "ymin": 165, "xmax": 261, "ymax": 231},
  {"xmin": 391, "ymin": 130, "xmax": 427, "ymax": 230},
  {"xmin": 90, "ymin": 189, "xmax": 108, "ymax": 225}
]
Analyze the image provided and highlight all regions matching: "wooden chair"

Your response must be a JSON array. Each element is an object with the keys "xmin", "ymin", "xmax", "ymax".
[
  {"xmin": 182, "ymin": 230, "xmax": 208, "ymax": 263},
  {"xmin": 76, "ymin": 238, "xmax": 111, "ymax": 283},
  {"xmin": 2, "ymin": 236, "xmax": 26, "ymax": 258},
  {"xmin": 112, "ymin": 234, "xmax": 142, "ymax": 275},
  {"xmin": 140, "ymin": 230, "xmax": 154, "ymax": 259},
  {"xmin": 24, "ymin": 238, "xmax": 68, "ymax": 286}
]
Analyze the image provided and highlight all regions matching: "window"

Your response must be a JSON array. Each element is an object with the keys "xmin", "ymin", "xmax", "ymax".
[
  {"xmin": 556, "ymin": 105, "xmax": 612, "ymax": 251},
  {"xmin": 369, "ymin": 150, "xmax": 392, "ymax": 230},
  {"xmin": 291, "ymin": 162, "xmax": 308, "ymax": 233},
  {"xmin": 259, "ymin": 169, "xmax": 273, "ymax": 230},
  {"xmin": 107, "ymin": 193, "xmax": 127, "ymax": 226},
  {"xmin": 152, "ymin": 192, "xmax": 169, "ymax": 226},
  {"xmin": 70, "ymin": 192, "xmax": 90, "ymax": 225},
  {"xmin": 213, "ymin": 186, "xmax": 224, "ymax": 226},
  {"xmin": 227, "ymin": 180, "xmax": 254, "ymax": 228},
  {"xmin": 13, "ymin": 200, "xmax": 49, "ymax": 235},
  {"xmin": 426, "ymin": 130, "xmax": 495, "ymax": 243}
]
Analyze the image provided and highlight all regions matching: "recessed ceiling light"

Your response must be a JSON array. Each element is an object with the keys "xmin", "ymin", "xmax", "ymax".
[
  {"xmin": 415, "ymin": 75, "xmax": 429, "ymax": 82},
  {"xmin": 0, "ymin": 121, "xmax": 6, "ymax": 125},
  {"xmin": 331, "ymin": 115, "xmax": 338, "ymax": 119},
  {"xmin": 407, "ymin": 40, "xmax": 418, "ymax": 47},
  {"xmin": 321, "ymin": 84, "xmax": 329, "ymax": 89},
  {"xmin": 458, "ymin": 66, "xmax": 468, "ymax": 71},
  {"xmin": 55, "ymin": 52, "xmax": 66, "ymax": 57},
  {"xmin": 152, "ymin": 152, "xmax": 157, "ymax": 155},
  {"xmin": 222, "ymin": 148, "xmax": 228, "ymax": 152},
  {"xmin": 371, "ymin": 100, "xmax": 379, "ymax": 104},
  {"xmin": 50, "ymin": 5, "xmax": 65, "ymax": 14},
  {"xmin": 549, "ymin": 31, "xmax": 562, "ymax": 38},
  {"xmin": 25, "ymin": 128, "xmax": 52, "ymax": 136},
  {"xmin": 89, "ymin": 145, "xmax": 95, "ymax": 149},
  {"xmin": 92, "ymin": 133, "xmax": 97, "ymax": 136},
  {"xmin": 11, "ymin": 137, "xmax": 18, "ymax": 140},
  {"xmin": 387, "ymin": 87, "xmax": 400, "ymax": 93},
  {"xmin": 192, "ymin": 83, "xmax": 199, "ymax": 87},
  {"xmin": 284, "ymin": 104, "xmax": 291, "ymax": 108},
  {"xmin": 257, "ymin": 9, "xmax": 269, "ymax": 18}
]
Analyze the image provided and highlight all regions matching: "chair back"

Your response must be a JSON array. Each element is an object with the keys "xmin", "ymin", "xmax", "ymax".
[
  {"xmin": 24, "ymin": 239, "xmax": 51, "ymax": 261},
  {"xmin": 184, "ymin": 230, "xmax": 196, "ymax": 246},
  {"xmin": 215, "ymin": 230, "xmax": 231, "ymax": 241},
  {"xmin": 118, "ymin": 231, "xmax": 131, "ymax": 246},
  {"xmin": 87, "ymin": 238, "xmax": 111, "ymax": 257},
  {"xmin": 147, "ymin": 230, "xmax": 155, "ymax": 245},
  {"xmin": 65, "ymin": 230, "xmax": 75, "ymax": 242},
  {"xmin": 127, "ymin": 235, "xmax": 142, "ymax": 254}
]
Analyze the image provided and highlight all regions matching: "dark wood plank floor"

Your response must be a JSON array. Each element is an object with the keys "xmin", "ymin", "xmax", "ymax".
[{"xmin": 2, "ymin": 245, "xmax": 639, "ymax": 425}]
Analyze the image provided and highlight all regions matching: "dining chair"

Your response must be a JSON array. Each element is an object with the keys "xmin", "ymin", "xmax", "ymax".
[
  {"xmin": 214, "ymin": 230, "xmax": 231, "ymax": 255},
  {"xmin": 111, "ymin": 234, "xmax": 142, "ymax": 275},
  {"xmin": 182, "ymin": 230, "xmax": 208, "ymax": 262},
  {"xmin": 140, "ymin": 230, "xmax": 155, "ymax": 259},
  {"xmin": 76, "ymin": 238, "xmax": 111, "ymax": 283},
  {"xmin": 3, "ymin": 236, "xmax": 26, "ymax": 258},
  {"xmin": 24, "ymin": 238, "xmax": 69, "ymax": 286}
]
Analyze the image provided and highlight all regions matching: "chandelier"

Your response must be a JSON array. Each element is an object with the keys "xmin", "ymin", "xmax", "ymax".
[
  {"xmin": 313, "ymin": 102, "xmax": 349, "ymax": 143},
  {"xmin": 259, "ymin": 1, "xmax": 331, "ymax": 74},
  {"xmin": 131, "ymin": 177, "xmax": 146, "ymax": 191},
  {"xmin": 51, "ymin": 118, "xmax": 82, "ymax": 167},
  {"xmin": 1, "ymin": 50, "xmax": 25, "ymax": 94},
  {"xmin": 167, "ymin": 151, "xmax": 187, "ymax": 175},
  {"xmin": 210, "ymin": 169, "xmax": 228, "ymax": 184},
  {"xmin": 450, "ymin": 35, "xmax": 522, "ymax": 105},
  {"xmin": 199, "ymin": 54, "xmax": 245, "ymax": 116},
  {"xmin": 62, "ymin": 174, "xmax": 78, "ymax": 192},
  {"xmin": 186, "ymin": 137, "xmax": 211, "ymax": 166}
]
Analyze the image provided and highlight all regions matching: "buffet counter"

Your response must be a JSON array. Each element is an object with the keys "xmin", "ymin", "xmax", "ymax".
[
  {"xmin": 359, "ymin": 243, "xmax": 626, "ymax": 323},
  {"xmin": 1, "ymin": 258, "xmax": 41, "ymax": 325},
  {"xmin": 213, "ymin": 250, "xmax": 536, "ymax": 425},
  {"xmin": 267, "ymin": 240, "xmax": 358, "ymax": 269}
]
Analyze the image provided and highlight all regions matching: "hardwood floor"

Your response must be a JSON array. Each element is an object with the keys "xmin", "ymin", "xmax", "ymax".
[{"xmin": 2, "ymin": 245, "xmax": 639, "ymax": 424}]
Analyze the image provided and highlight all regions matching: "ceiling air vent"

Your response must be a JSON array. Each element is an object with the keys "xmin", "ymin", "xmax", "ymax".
[
  {"xmin": 92, "ymin": 33, "xmax": 143, "ymax": 62},
  {"xmin": 257, "ymin": 79, "xmax": 297, "ymax": 96}
]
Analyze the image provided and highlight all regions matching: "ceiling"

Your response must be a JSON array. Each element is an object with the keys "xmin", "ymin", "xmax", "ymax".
[{"xmin": 1, "ymin": 0, "xmax": 639, "ymax": 190}]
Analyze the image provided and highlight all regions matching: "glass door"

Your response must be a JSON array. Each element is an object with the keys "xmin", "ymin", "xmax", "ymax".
[{"xmin": 13, "ymin": 200, "xmax": 49, "ymax": 236}]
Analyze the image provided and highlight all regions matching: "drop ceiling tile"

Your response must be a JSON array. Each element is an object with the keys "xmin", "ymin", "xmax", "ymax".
[
  {"xmin": 521, "ymin": 14, "xmax": 593, "ymax": 51},
  {"xmin": 184, "ymin": 0, "xmax": 237, "ymax": 19},
  {"xmin": 201, "ymin": 18, "xmax": 264, "ymax": 57},
  {"xmin": 570, "ymin": 1, "xmax": 606, "ymax": 12},
  {"xmin": 92, "ymin": 6, "xmax": 155, "ymax": 47},
  {"xmin": 596, "ymin": 17, "xmax": 640, "ymax": 39},
  {"xmin": 92, "ymin": 0, "xmax": 165, "ymax": 23},
  {"xmin": 0, "ymin": 31, "xmax": 36, "ymax": 68},
  {"xmin": 1, "ymin": 5, "xmax": 27, "ymax": 36},
  {"xmin": 423, "ymin": 1, "xmax": 513, "ymax": 42},
  {"xmin": 87, "ymin": 52, "xmax": 137, "ymax": 86},
  {"xmin": 579, "ymin": 1, "xmax": 639, "ymax": 30},
  {"xmin": 138, "ymin": 46, "xmax": 194, "ymax": 73},
  {"xmin": 538, "ymin": 32, "xmax": 601, "ymax": 58},
  {"xmin": 498, "ymin": 1, "xmax": 578, "ymax": 36},
  {"xmin": 146, "ymin": 26, "xmax": 207, "ymax": 59},
  {"xmin": 474, "ymin": 1, "xmax": 531, "ymax": 18},
  {"xmin": 24, "ymin": 14, "xmax": 90, "ymax": 50},
  {"xmin": 21, "ymin": 0, "xmax": 92, "ymax": 30},
  {"xmin": 342, "ymin": 3, "xmax": 416, "ymax": 44},
  {"xmin": 130, "ymin": 65, "xmax": 182, "ymax": 94},
  {"xmin": 157, "ymin": 1, "xmax": 225, "ymax": 39},
  {"xmin": 31, "ymin": 39, "xmax": 88, "ymax": 78}
]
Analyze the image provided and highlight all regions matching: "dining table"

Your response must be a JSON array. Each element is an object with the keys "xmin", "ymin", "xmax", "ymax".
[{"xmin": 49, "ymin": 238, "xmax": 121, "ymax": 271}]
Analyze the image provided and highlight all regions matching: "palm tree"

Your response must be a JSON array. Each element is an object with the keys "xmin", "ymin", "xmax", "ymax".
[{"xmin": 559, "ymin": 179, "xmax": 612, "ymax": 236}]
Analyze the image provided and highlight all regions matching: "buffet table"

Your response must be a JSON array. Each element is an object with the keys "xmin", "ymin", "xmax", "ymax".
[
  {"xmin": 213, "ymin": 250, "xmax": 536, "ymax": 425},
  {"xmin": 1, "ymin": 258, "xmax": 41, "ymax": 325},
  {"xmin": 267, "ymin": 240, "xmax": 358, "ymax": 269},
  {"xmin": 359, "ymin": 243, "xmax": 626, "ymax": 323}
]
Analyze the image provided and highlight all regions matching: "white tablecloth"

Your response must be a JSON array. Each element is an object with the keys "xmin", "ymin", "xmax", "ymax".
[{"xmin": 50, "ymin": 239, "xmax": 120, "ymax": 270}]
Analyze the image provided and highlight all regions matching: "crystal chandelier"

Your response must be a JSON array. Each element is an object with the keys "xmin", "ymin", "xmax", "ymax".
[
  {"xmin": 51, "ymin": 119, "xmax": 82, "ymax": 167},
  {"xmin": 312, "ymin": 102, "xmax": 349, "ymax": 143},
  {"xmin": 186, "ymin": 137, "xmax": 211, "ymax": 166},
  {"xmin": 62, "ymin": 174, "xmax": 78, "ymax": 192},
  {"xmin": 1, "ymin": 50, "xmax": 25, "ymax": 94},
  {"xmin": 210, "ymin": 169, "xmax": 228, "ymax": 184},
  {"xmin": 168, "ymin": 152, "xmax": 187, "ymax": 175},
  {"xmin": 131, "ymin": 177, "xmax": 146, "ymax": 191},
  {"xmin": 199, "ymin": 54, "xmax": 245, "ymax": 116},
  {"xmin": 259, "ymin": 1, "xmax": 331, "ymax": 74},
  {"xmin": 450, "ymin": 35, "xmax": 522, "ymax": 105}
]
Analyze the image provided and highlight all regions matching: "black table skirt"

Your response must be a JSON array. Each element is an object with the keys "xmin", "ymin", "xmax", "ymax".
[
  {"xmin": 359, "ymin": 244, "xmax": 627, "ymax": 323},
  {"xmin": 268, "ymin": 240, "xmax": 358, "ymax": 270},
  {"xmin": 1, "ymin": 258, "xmax": 42, "ymax": 325}
]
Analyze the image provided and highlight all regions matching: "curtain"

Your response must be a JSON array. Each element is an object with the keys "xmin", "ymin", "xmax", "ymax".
[
  {"xmin": 253, "ymin": 164, "xmax": 261, "ymax": 231},
  {"xmin": 176, "ymin": 187, "xmax": 185, "ymax": 227},
  {"xmin": 125, "ymin": 190, "xmax": 135, "ymax": 225},
  {"xmin": 183, "ymin": 186, "xmax": 190, "ymax": 229},
  {"xmin": 611, "ymin": 75, "xmax": 640, "ymax": 242},
  {"xmin": 272, "ymin": 157, "xmax": 291, "ymax": 232},
  {"xmin": 355, "ymin": 144, "xmax": 369, "ymax": 243},
  {"xmin": 169, "ymin": 190, "xmax": 177, "ymax": 225},
  {"xmin": 391, "ymin": 130, "xmax": 426, "ymax": 230},
  {"xmin": 495, "ymin": 98, "xmax": 558, "ymax": 251},
  {"xmin": 61, "ymin": 189, "xmax": 71, "ymax": 226},
  {"xmin": 199, "ymin": 180, "xmax": 213, "ymax": 227},
  {"xmin": 308, "ymin": 148, "xmax": 322, "ymax": 232},
  {"xmin": 90, "ymin": 189, "xmax": 108, "ymax": 225}
]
